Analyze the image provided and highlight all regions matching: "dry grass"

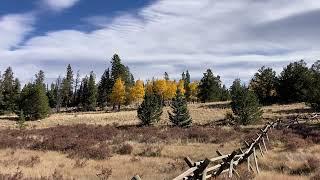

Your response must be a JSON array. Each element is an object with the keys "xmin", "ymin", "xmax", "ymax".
[
  {"xmin": 0, "ymin": 102, "xmax": 318, "ymax": 179},
  {"xmin": 0, "ymin": 102, "xmax": 311, "ymax": 130}
]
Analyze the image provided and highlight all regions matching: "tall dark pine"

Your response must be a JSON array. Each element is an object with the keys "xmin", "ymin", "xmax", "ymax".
[
  {"xmin": 137, "ymin": 92, "xmax": 163, "ymax": 126},
  {"xmin": 278, "ymin": 60, "xmax": 312, "ymax": 103},
  {"xmin": 184, "ymin": 70, "xmax": 191, "ymax": 100},
  {"xmin": 308, "ymin": 60, "xmax": 320, "ymax": 111},
  {"xmin": 197, "ymin": 69, "xmax": 222, "ymax": 102},
  {"xmin": 73, "ymin": 70, "xmax": 80, "ymax": 107},
  {"xmin": 0, "ymin": 67, "xmax": 20, "ymax": 113},
  {"xmin": 164, "ymin": 72, "xmax": 170, "ymax": 81},
  {"xmin": 61, "ymin": 64, "xmax": 74, "ymax": 109},
  {"xmin": 168, "ymin": 89, "xmax": 192, "ymax": 127},
  {"xmin": 250, "ymin": 66, "xmax": 278, "ymax": 105},
  {"xmin": 110, "ymin": 54, "xmax": 134, "ymax": 87},
  {"xmin": 98, "ymin": 68, "xmax": 113, "ymax": 108},
  {"xmin": 87, "ymin": 72, "xmax": 97, "ymax": 111}
]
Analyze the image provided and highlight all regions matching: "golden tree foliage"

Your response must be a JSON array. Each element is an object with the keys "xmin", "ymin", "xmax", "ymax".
[
  {"xmin": 111, "ymin": 78, "xmax": 126, "ymax": 106},
  {"xmin": 189, "ymin": 81, "xmax": 199, "ymax": 102},
  {"xmin": 177, "ymin": 80, "xmax": 186, "ymax": 95},
  {"xmin": 145, "ymin": 80, "xmax": 154, "ymax": 95},
  {"xmin": 129, "ymin": 80, "xmax": 145, "ymax": 103},
  {"xmin": 153, "ymin": 79, "xmax": 167, "ymax": 97},
  {"xmin": 164, "ymin": 80, "xmax": 177, "ymax": 101}
]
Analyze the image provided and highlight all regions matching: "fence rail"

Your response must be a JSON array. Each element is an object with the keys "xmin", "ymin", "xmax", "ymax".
[{"xmin": 132, "ymin": 113, "xmax": 320, "ymax": 180}]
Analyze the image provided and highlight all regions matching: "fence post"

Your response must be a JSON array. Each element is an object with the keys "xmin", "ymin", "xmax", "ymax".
[
  {"xmin": 131, "ymin": 175, "xmax": 142, "ymax": 180},
  {"xmin": 253, "ymin": 147, "xmax": 260, "ymax": 174}
]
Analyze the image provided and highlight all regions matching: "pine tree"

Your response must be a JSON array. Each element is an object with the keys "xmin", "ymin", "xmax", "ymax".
[
  {"xmin": 17, "ymin": 110, "xmax": 27, "ymax": 130},
  {"xmin": 220, "ymin": 85, "xmax": 231, "ymax": 101},
  {"xmin": 230, "ymin": 79, "xmax": 262, "ymax": 125},
  {"xmin": 19, "ymin": 71, "xmax": 50, "ymax": 120},
  {"xmin": 137, "ymin": 92, "xmax": 163, "ymax": 126},
  {"xmin": 97, "ymin": 68, "xmax": 113, "ymax": 108},
  {"xmin": 278, "ymin": 60, "xmax": 312, "ymax": 103},
  {"xmin": 185, "ymin": 70, "xmax": 191, "ymax": 101},
  {"xmin": 110, "ymin": 54, "xmax": 134, "ymax": 87},
  {"xmin": 250, "ymin": 66, "xmax": 278, "ymax": 105},
  {"xmin": 164, "ymin": 72, "xmax": 169, "ymax": 81},
  {"xmin": 111, "ymin": 78, "xmax": 126, "ymax": 111},
  {"xmin": 168, "ymin": 89, "xmax": 192, "ymax": 127},
  {"xmin": 308, "ymin": 60, "xmax": 320, "ymax": 111},
  {"xmin": 73, "ymin": 70, "xmax": 80, "ymax": 107},
  {"xmin": 87, "ymin": 72, "xmax": 97, "ymax": 111},
  {"xmin": 61, "ymin": 64, "xmax": 74, "ymax": 110},
  {"xmin": 1, "ymin": 67, "xmax": 20, "ymax": 113},
  {"xmin": 197, "ymin": 69, "xmax": 222, "ymax": 102}
]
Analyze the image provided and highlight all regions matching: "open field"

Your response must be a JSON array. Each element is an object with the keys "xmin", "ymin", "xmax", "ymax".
[
  {"xmin": 0, "ymin": 102, "xmax": 319, "ymax": 179},
  {"xmin": 0, "ymin": 102, "xmax": 312, "ymax": 129}
]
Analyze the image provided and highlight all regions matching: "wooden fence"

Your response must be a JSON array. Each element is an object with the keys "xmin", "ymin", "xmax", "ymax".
[{"xmin": 132, "ymin": 114, "xmax": 320, "ymax": 180}]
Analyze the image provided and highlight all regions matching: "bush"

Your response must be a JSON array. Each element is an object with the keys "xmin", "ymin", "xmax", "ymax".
[
  {"xmin": 116, "ymin": 143, "xmax": 133, "ymax": 155},
  {"xmin": 230, "ymin": 79, "xmax": 263, "ymax": 125}
]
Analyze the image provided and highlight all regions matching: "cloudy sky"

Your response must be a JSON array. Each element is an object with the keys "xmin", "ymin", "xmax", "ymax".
[{"xmin": 1, "ymin": 0, "xmax": 320, "ymax": 86}]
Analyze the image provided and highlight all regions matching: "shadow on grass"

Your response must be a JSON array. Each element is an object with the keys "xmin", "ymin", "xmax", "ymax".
[
  {"xmin": 199, "ymin": 102, "xmax": 231, "ymax": 109},
  {"xmin": 274, "ymin": 108, "xmax": 314, "ymax": 115},
  {"xmin": 0, "ymin": 116, "xmax": 18, "ymax": 121}
]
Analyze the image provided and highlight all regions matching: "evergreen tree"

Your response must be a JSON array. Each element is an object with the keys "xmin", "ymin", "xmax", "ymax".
[
  {"xmin": 184, "ymin": 70, "xmax": 191, "ymax": 101},
  {"xmin": 197, "ymin": 69, "xmax": 222, "ymax": 102},
  {"xmin": 308, "ymin": 60, "xmax": 320, "ymax": 111},
  {"xmin": 250, "ymin": 66, "xmax": 278, "ymax": 105},
  {"xmin": 17, "ymin": 110, "xmax": 27, "ymax": 130},
  {"xmin": 168, "ymin": 89, "xmax": 192, "ymax": 127},
  {"xmin": 0, "ymin": 67, "xmax": 20, "ymax": 113},
  {"xmin": 97, "ymin": 68, "xmax": 113, "ymax": 108},
  {"xmin": 164, "ymin": 72, "xmax": 169, "ymax": 81},
  {"xmin": 230, "ymin": 79, "xmax": 262, "ymax": 125},
  {"xmin": 73, "ymin": 70, "xmax": 80, "ymax": 107},
  {"xmin": 61, "ymin": 64, "xmax": 74, "ymax": 109},
  {"xmin": 220, "ymin": 85, "xmax": 231, "ymax": 101},
  {"xmin": 19, "ymin": 71, "xmax": 50, "ymax": 120},
  {"xmin": 87, "ymin": 72, "xmax": 97, "ymax": 111},
  {"xmin": 137, "ymin": 92, "xmax": 163, "ymax": 126},
  {"xmin": 46, "ymin": 83, "xmax": 57, "ymax": 108},
  {"xmin": 278, "ymin": 60, "xmax": 312, "ymax": 103},
  {"xmin": 110, "ymin": 54, "xmax": 134, "ymax": 87}
]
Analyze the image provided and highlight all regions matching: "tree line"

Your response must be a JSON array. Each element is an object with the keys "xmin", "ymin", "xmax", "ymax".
[{"xmin": 1, "ymin": 54, "xmax": 320, "ymax": 122}]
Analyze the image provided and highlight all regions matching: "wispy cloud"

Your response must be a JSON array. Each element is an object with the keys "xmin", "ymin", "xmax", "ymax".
[
  {"xmin": 41, "ymin": 0, "xmax": 80, "ymax": 11},
  {"xmin": 2, "ymin": 0, "xmax": 320, "ymax": 86},
  {"xmin": 0, "ymin": 13, "xmax": 34, "ymax": 50}
]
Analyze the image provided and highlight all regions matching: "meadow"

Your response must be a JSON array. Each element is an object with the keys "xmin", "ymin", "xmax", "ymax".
[{"xmin": 0, "ymin": 102, "xmax": 319, "ymax": 180}]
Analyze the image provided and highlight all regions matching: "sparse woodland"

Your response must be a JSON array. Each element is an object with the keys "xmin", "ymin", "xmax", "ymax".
[{"xmin": 0, "ymin": 55, "xmax": 320, "ymax": 179}]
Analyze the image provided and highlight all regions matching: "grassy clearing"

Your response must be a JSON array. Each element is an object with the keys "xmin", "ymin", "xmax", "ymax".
[{"xmin": 0, "ymin": 102, "xmax": 318, "ymax": 179}]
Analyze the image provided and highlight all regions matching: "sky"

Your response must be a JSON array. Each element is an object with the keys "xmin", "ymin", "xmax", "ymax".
[{"xmin": 1, "ymin": 0, "xmax": 320, "ymax": 86}]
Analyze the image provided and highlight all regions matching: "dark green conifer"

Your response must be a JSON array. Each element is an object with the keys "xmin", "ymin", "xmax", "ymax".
[{"xmin": 168, "ymin": 89, "xmax": 192, "ymax": 127}]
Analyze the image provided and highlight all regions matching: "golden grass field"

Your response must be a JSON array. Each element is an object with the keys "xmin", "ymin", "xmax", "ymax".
[{"xmin": 0, "ymin": 102, "xmax": 319, "ymax": 180}]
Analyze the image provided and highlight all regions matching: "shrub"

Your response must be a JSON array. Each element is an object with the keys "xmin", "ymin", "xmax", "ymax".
[{"xmin": 116, "ymin": 143, "xmax": 133, "ymax": 155}]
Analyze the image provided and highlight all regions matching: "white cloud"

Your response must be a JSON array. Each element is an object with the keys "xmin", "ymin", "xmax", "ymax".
[
  {"xmin": 2, "ymin": 0, "xmax": 320, "ymax": 86},
  {"xmin": 42, "ymin": 0, "xmax": 80, "ymax": 11},
  {"xmin": 0, "ymin": 14, "xmax": 34, "ymax": 50}
]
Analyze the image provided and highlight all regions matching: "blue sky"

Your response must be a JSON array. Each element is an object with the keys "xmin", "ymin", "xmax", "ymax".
[{"xmin": 1, "ymin": 0, "xmax": 320, "ymax": 86}]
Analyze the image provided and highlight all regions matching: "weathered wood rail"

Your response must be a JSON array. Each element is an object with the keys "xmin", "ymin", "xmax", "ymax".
[{"xmin": 132, "ymin": 113, "xmax": 320, "ymax": 180}]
